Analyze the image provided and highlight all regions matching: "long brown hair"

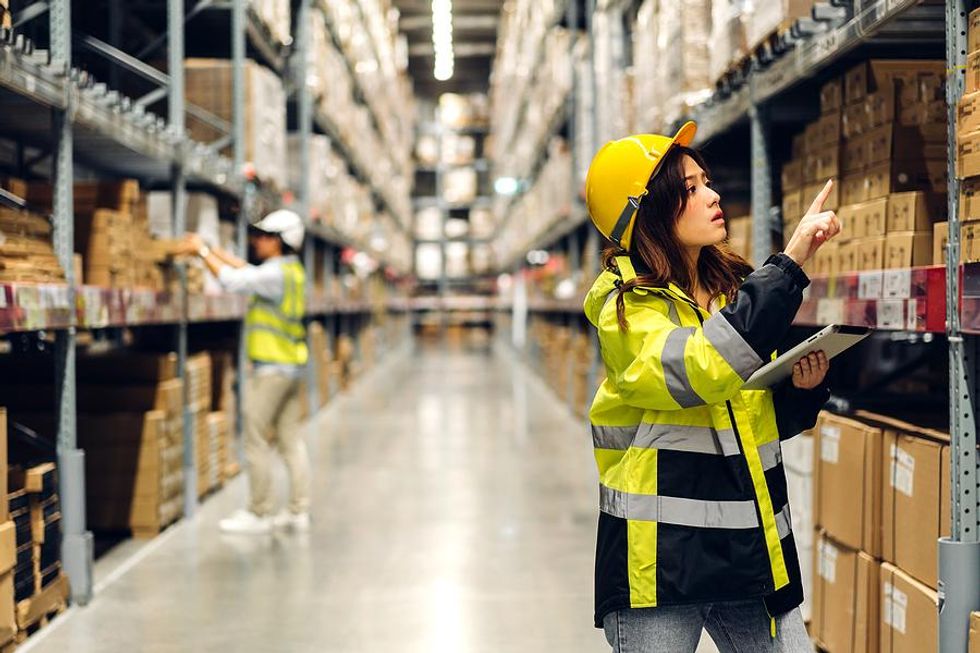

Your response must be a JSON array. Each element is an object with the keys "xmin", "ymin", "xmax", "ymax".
[{"xmin": 602, "ymin": 145, "xmax": 753, "ymax": 331}]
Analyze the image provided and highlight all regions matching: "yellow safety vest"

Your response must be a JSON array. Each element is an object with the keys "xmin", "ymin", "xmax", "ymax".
[
  {"xmin": 585, "ymin": 255, "xmax": 807, "ymax": 628},
  {"xmin": 245, "ymin": 258, "xmax": 308, "ymax": 366}
]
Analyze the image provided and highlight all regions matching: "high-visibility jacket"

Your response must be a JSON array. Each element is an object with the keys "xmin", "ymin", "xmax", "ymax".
[
  {"xmin": 584, "ymin": 252, "xmax": 827, "ymax": 628},
  {"xmin": 245, "ymin": 258, "xmax": 308, "ymax": 366}
]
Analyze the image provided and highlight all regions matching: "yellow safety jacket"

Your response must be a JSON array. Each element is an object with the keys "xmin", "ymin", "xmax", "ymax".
[
  {"xmin": 246, "ymin": 258, "xmax": 308, "ymax": 366},
  {"xmin": 584, "ymin": 253, "xmax": 827, "ymax": 627}
]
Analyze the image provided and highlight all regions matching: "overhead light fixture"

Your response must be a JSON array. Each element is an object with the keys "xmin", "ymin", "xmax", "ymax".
[{"xmin": 432, "ymin": 0, "xmax": 454, "ymax": 81}]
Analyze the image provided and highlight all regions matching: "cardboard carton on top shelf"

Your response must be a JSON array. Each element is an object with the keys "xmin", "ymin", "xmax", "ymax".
[
  {"xmin": 815, "ymin": 412, "xmax": 883, "ymax": 555},
  {"xmin": 781, "ymin": 190, "xmax": 804, "ymax": 226},
  {"xmin": 821, "ymin": 78, "xmax": 843, "ymax": 115},
  {"xmin": 781, "ymin": 159, "xmax": 804, "ymax": 191},
  {"xmin": 857, "ymin": 236, "xmax": 886, "ymax": 272},
  {"xmin": 887, "ymin": 192, "xmax": 945, "ymax": 233},
  {"xmin": 845, "ymin": 60, "xmax": 945, "ymax": 106},
  {"xmin": 879, "ymin": 563, "xmax": 939, "ymax": 653},
  {"xmin": 746, "ymin": 0, "xmax": 816, "ymax": 52},
  {"xmin": 969, "ymin": 51, "xmax": 980, "ymax": 95},
  {"xmin": 811, "ymin": 532, "xmax": 879, "ymax": 653},
  {"xmin": 933, "ymin": 221, "xmax": 949, "ymax": 266},
  {"xmin": 971, "ymin": 7, "xmax": 980, "ymax": 54},
  {"xmin": 884, "ymin": 232, "xmax": 935, "ymax": 270}
]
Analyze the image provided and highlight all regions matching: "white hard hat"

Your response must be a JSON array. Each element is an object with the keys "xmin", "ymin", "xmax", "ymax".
[{"xmin": 252, "ymin": 209, "xmax": 305, "ymax": 250}]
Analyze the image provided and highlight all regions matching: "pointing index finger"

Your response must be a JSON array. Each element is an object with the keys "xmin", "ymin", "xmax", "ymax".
[{"xmin": 805, "ymin": 179, "xmax": 834, "ymax": 216}]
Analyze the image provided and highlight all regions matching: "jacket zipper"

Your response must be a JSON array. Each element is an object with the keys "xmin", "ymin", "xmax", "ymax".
[{"xmin": 687, "ymin": 297, "xmax": 775, "ymax": 597}]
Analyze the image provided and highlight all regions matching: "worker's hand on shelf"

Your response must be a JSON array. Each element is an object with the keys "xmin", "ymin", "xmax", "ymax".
[
  {"xmin": 173, "ymin": 233, "xmax": 205, "ymax": 257},
  {"xmin": 783, "ymin": 179, "xmax": 841, "ymax": 267},
  {"xmin": 792, "ymin": 350, "xmax": 829, "ymax": 390}
]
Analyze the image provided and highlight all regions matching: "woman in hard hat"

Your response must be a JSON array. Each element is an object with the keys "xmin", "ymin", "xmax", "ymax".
[
  {"xmin": 583, "ymin": 122, "xmax": 839, "ymax": 652},
  {"xmin": 179, "ymin": 209, "xmax": 312, "ymax": 535}
]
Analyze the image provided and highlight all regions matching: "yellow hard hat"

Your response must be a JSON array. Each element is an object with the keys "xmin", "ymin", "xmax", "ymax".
[{"xmin": 584, "ymin": 121, "xmax": 697, "ymax": 251}]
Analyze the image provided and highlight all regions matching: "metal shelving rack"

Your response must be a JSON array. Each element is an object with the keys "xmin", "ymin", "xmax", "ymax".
[
  {"xmin": 494, "ymin": 2, "xmax": 980, "ymax": 648},
  {"xmin": 0, "ymin": 0, "xmax": 411, "ymax": 612}
]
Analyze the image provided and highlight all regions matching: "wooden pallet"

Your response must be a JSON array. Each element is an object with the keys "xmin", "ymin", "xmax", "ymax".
[{"xmin": 13, "ymin": 574, "xmax": 68, "ymax": 644}]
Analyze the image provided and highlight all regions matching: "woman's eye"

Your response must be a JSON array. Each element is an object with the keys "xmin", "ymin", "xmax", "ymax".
[{"xmin": 687, "ymin": 186, "xmax": 697, "ymax": 195}]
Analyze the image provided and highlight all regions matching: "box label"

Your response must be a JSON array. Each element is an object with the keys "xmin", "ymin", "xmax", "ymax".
[
  {"xmin": 892, "ymin": 446, "xmax": 916, "ymax": 497},
  {"xmin": 821, "ymin": 426, "xmax": 841, "ymax": 463},
  {"xmin": 883, "ymin": 269, "xmax": 912, "ymax": 299},
  {"xmin": 818, "ymin": 540, "xmax": 838, "ymax": 583},
  {"xmin": 859, "ymin": 271, "xmax": 884, "ymax": 299},
  {"xmin": 878, "ymin": 299, "xmax": 906, "ymax": 330},
  {"xmin": 907, "ymin": 299, "xmax": 919, "ymax": 332}
]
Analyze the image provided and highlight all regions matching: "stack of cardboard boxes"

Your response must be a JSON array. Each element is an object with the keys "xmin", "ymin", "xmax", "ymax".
[
  {"xmin": 23, "ymin": 179, "xmax": 180, "ymax": 290},
  {"xmin": 809, "ymin": 410, "xmax": 950, "ymax": 652},
  {"xmin": 0, "ymin": 180, "xmax": 65, "ymax": 284},
  {"xmin": 210, "ymin": 351, "xmax": 239, "ymax": 481},
  {"xmin": 783, "ymin": 60, "xmax": 948, "ymax": 277},
  {"xmin": 186, "ymin": 353, "xmax": 216, "ymax": 499},
  {"xmin": 954, "ymin": 9, "xmax": 980, "ymax": 266},
  {"xmin": 185, "ymin": 59, "xmax": 287, "ymax": 190},
  {"xmin": 0, "ymin": 411, "xmax": 16, "ymax": 651}
]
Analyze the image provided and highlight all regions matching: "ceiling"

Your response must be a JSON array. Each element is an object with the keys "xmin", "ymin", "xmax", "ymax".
[{"xmin": 391, "ymin": 0, "xmax": 503, "ymax": 98}]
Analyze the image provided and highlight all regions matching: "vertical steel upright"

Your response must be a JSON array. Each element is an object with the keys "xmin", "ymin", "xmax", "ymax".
[
  {"xmin": 295, "ymin": 0, "xmax": 318, "ymax": 412},
  {"xmin": 232, "ymin": 0, "xmax": 249, "ymax": 453},
  {"xmin": 51, "ymin": 0, "xmax": 94, "ymax": 607},
  {"xmin": 940, "ymin": 2, "xmax": 980, "ymax": 651},
  {"xmin": 749, "ymin": 105, "xmax": 772, "ymax": 268},
  {"xmin": 169, "ymin": 0, "xmax": 196, "ymax": 517},
  {"xmin": 584, "ymin": 0, "xmax": 602, "ymax": 415}
]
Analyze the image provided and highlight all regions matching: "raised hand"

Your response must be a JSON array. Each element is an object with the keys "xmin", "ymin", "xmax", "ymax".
[{"xmin": 783, "ymin": 180, "xmax": 842, "ymax": 266}]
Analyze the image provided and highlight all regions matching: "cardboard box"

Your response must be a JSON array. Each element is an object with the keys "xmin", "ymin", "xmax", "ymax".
[
  {"xmin": 815, "ymin": 412, "xmax": 883, "ymax": 555},
  {"xmin": 0, "ymin": 573, "xmax": 14, "ymax": 645},
  {"xmin": 806, "ymin": 145, "xmax": 841, "ymax": 183},
  {"xmin": 971, "ymin": 7, "xmax": 980, "ymax": 54},
  {"xmin": 856, "ymin": 197, "xmax": 889, "ymax": 238},
  {"xmin": 934, "ymin": 221, "xmax": 949, "ymax": 266},
  {"xmin": 866, "ymin": 124, "xmax": 948, "ymax": 167},
  {"xmin": 960, "ymin": 130, "xmax": 980, "ymax": 178},
  {"xmin": 0, "ymin": 411, "xmax": 6, "ymax": 523},
  {"xmin": 837, "ymin": 203, "xmax": 864, "ymax": 240},
  {"xmin": 970, "ymin": 51, "xmax": 980, "ymax": 95},
  {"xmin": 811, "ymin": 533, "xmax": 879, "ymax": 653},
  {"xmin": 865, "ymin": 90, "xmax": 896, "ymax": 130},
  {"xmin": 880, "ymin": 563, "xmax": 938, "ymax": 653},
  {"xmin": 887, "ymin": 192, "xmax": 945, "ymax": 233},
  {"xmin": 821, "ymin": 78, "xmax": 843, "ymax": 114},
  {"xmin": 866, "ymin": 159, "xmax": 947, "ymax": 200},
  {"xmin": 841, "ymin": 173, "xmax": 869, "ymax": 206},
  {"xmin": 817, "ymin": 111, "xmax": 842, "ymax": 148},
  {"xmin": 963, "ymin": 178, "xmax": 980, "ymax": 221},
  {"xmin": 959, "ymin": 92, "xmax": 980, "ymax": 136},
  {"xmin": 842, "ymin": 134, "xmax": 868, "ymax": 173},
  {"xmin": 845, "ymin": 62, "xmax": 870, "ymax": 105},
  {"xmin": 856, "ymin": 236, "xmax": 886, "ymax": 271},
  {"xmin": 885, "ymin": 231, "xmax": 935, "ymax": 269},
  {"xmin": 781, "ymin": 190, "xmax": 804, "ymax": 225},
  {"xmin": 781, "ymin": 159, "xmax": 804, "ymax": 191},
  {"xmin": 969, "ymin": 611, "xmax": 980, "ymax": 653},
  {"xmin": 843, "ymin": 102, "xmax": 868, "ymax": 139},
  {"xmin": 838, "ymin": 240, "xmax": 860, "ymax": 274},
  {"xmin": 0, "ymin": 524, "xmax": 13, "ymax": 578}
]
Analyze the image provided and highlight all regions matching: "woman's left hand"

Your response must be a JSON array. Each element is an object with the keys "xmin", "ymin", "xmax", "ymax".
[{"xmin": 792, "ymin": 351, "xmax": 828, "ymax": 389}]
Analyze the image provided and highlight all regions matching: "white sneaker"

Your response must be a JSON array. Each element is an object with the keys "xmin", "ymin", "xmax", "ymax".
[
  {"xmin": 272, "ymin": 511, "xmax": 311, "ymax": 532},
  {"xmin": 219, "ymin": 510, "xmax": 272, "ymax": 535}
]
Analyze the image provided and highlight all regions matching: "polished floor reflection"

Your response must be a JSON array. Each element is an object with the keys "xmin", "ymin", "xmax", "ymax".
[{"xmin": 23, "ymin": 342, "xmax": 612, "ymax": 652}]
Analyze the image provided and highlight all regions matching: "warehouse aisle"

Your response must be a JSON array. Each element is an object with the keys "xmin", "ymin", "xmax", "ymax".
[{"xmin": 22, "ymin": 342, "xmax": 612, "ymax": 652}]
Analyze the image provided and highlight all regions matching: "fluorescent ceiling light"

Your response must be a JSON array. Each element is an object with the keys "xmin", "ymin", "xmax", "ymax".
[{"xmin": 432, "ymin": 0, "xmax": 454, "ymax": 81}]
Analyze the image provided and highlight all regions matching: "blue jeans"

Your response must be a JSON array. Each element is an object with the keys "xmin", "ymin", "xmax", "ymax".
[{"xmin": 603, "ymin": 602, "xmax": 813, "ymax": 653}]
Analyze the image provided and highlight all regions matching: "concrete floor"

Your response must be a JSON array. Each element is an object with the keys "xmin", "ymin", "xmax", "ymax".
[{"xmin": 22, "ymin": 341, "xmax": 720, "ymax": 652}]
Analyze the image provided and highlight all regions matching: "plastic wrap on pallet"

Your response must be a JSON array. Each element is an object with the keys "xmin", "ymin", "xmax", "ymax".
[
  {"xmin": 746, "ymin": 0, "xmax": 815, "ymax": 51},
  {"xmin": 709, "ymin": 0, "xmax": 751, "ymax": 84}
]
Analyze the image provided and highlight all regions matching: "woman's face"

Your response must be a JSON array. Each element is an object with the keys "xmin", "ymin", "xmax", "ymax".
[{"xmin": 673, "ymin": 154, "xmax": 725, "ymax": 249}]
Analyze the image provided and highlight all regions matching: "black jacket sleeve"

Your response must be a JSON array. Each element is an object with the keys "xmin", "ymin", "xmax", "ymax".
[
  {"xmin": 718, "ymin": 253, "xmax": 810, "ymax": 361},
  {"xmin": 772, "ymin": 379, "xmax": 830, "ymax": 441}
]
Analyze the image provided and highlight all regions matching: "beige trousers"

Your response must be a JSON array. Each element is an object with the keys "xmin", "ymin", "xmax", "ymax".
[{"xmin": 244, "ymin": 371, "xmax": 310, "ymax": 516}]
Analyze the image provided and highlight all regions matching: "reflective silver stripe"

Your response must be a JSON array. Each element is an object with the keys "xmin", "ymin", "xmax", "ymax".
[
  {"xmin": 758, "ymin": 439, "xmax": 782, "ymax": 471},
  {"xmin": 775, "ymin": 504, "xmax": 792, "ymax": 539},
  {"xmin": 702, "ymin": 313, "xmax": 764, "ymax": 381},
  {"xmin": 634, "ymin": 424, "xmax": 739, "ymax": 456},
  {"xmin": 592, "ymin": 424, "xmax": 636, "ymax": 450},
  {"xmin": 661, "ymin": 327, "xmax": 705, "ymax": 408},
  {"xmin": 666, "ymin": 301, "xmax": 681, "ymax": 327},
  {"xmin": 599, "ymin": 486, "xmax": 760, "ymax": 529}
]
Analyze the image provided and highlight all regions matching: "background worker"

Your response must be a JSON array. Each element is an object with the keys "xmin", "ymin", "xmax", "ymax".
[
  {"xmin": 583, "ymin": 122, "xmax": 839, "ymax": 652},
  {"xmin": 178, "ymin": 209, "xmax": 312, "ymax": 535}
]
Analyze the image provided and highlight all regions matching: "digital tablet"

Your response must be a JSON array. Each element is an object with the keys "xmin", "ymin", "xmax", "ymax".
[{"xmin": 741, "ymin": 324, "xmax": 872, "ymax": 390}]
